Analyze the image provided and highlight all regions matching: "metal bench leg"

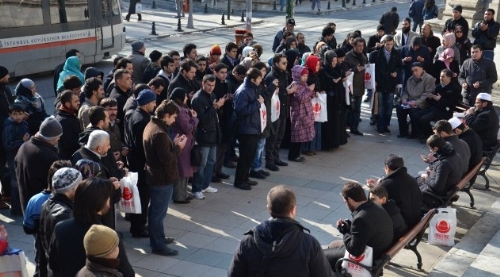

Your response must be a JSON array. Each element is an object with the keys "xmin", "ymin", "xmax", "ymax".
[
  {"xmin": 478, "ymin": 170, "xmax": 489, "ymax": 190},
  {"xmin": 463, "ymin": 187, "xmax": 475, "ymax": 207}
]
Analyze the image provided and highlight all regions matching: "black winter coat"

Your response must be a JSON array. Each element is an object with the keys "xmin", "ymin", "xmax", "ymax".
[
  {"xmin": 380, "ymin": 167, "xmax": 422, "ymax": 228},
  {"xmin": 444, "ymin": 17, "xmax": 469, "ymax": 37},
  {"xmin": 56, "ymin": 109, "xmax": 82, "ymax": 160},
  {"xmin": 167, "ymin": 73, "xmax": 199, "ymax": 98},
  {"xmin": 459, "ymin": 128, "xmax": 483, "ymax": 171},
  {"xmin": 191, "ymin": 90, "xmax": 221, "ymax": 147},
  {"xmin": 124, "ymin": 107, "xmax": 151, "ymax": 171},
  {"xmin": 264, "ymin": 67, "xmax": 290, "ymax": 119},
  {"xmin": 382, "ymin": 199, "xmax": 407, "ymax": 243},
  {"xmin": 228, "ymin": 217, "xmax": 334, "ymax": 277},
  {"xmin": 427, "ymin": 82, "xmax": 462, "ymax": 119},
  {"xmin": 108, "ymin": 86, "xmax": 130, "ymax": 136},
  {"xmin": 465, "ymin": 105, "xmax": 500, "ymax": 150},
  {"xmin": 234, "ymin": 78, "xmax": 261, "ymax": 135},
  {"xmin": 370, "ymin": 48, "xmax": 402, "ymax": 93}
]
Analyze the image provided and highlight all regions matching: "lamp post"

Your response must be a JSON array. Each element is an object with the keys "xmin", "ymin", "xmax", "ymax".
[{"xmin": 246, "ymin": 0, "xmax": 252, "ymax": 31}]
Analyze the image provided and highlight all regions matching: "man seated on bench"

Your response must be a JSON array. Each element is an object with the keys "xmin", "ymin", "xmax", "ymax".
[
  {"xmin": 367, "ymin": 154, "xmax": 422, "ymax": 228},
  {"xmin": 449, "ymin": 117, "xmax": 483, "ymax": 173},
  {"xmin": 369, "ymin": 186, "xmax": 408, "ymax": 243},
  {"xmin": 464, "ymin": 93, "xmax": 499, "ymax": 151},
  {"xmin": 432, "ymin": 120, "xmax": 470, "ymax": 176},
  {"xmin": 417, "ymin": 135, "xmax": 462, "ymax": 197},
  {"xmin": 323, "ymin": 182, "xmax": 393, "ymax": 272}
]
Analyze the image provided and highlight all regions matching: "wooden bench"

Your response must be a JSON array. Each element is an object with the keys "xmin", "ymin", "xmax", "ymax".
[
  {"xmin": 477, "ymin": 141, "xmax": 500, "ymax": 190},
  {"xmin": 422, "ymin": 157, "xmax": 486, "ymax": 209},
  {"xmin": 334, "ymin": 209, "xmax": 436, "ymax": 277}
]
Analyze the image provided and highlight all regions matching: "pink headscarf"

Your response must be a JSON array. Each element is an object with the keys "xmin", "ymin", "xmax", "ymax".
[{"xmin": 439, "ymin": 48, "xmax": 455, "ymax": 69}]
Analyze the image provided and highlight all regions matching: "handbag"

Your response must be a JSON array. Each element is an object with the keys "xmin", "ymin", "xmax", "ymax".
[
  {"xmin": 341, "ymin": 246, "xmax": 373, "ymax": 277},
  {"xmin": 428, "ymin": 207, "xmax": 457, "ymax": 246},
  {"xmin": 118, "ymin": 172, "xmax": 141, "ymax": 214},
  {"xmin": 0, "ymin": 248, "xmax": 29, "ymax": 277},
  {"xmin": 190, "ymin": 144, "xmax": 203, "ymax": 166},
  {"xmin": 135, "ymin": 2, "xmax": 142, "ymax": 13}
]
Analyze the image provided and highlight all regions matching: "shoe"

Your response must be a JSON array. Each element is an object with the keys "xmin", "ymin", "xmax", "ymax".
[
  {"xmin": 132, "ymin": 230, "xmax": 150, "ymax": 238},
  {"xmin": 363, "ymin": 97, "xmax": 370, "ymax": 103},
  {"xmin": 350, "ymin": 130, "xmax": 364, "ymax": 136},
  {"xmin": 369, "ymin": 118, "xmax": 376, "ymax": 126},
  {"xmin": 302, "ymin": 151, "xmax": 314, "ymax": 156},
  {"xmin": 383, "ymin": 127, "xmax": 391, "ymax": 134},
  {"xmin": 124, "ymin": 17, "xmax": 130, "ymax": 22},
  {"xmin": 250, "ymin": 170, "xmax": 266, "ymax": 179},
  {"xmin": 397, "ymin": 134, "xmax": 408, "ymax": 138},
  {"xmin": 211, "ymin": 176, "xmax": 221, "ymax": 183},
  {"xmin": 173, "ymin": 200, "xmax": 191, "ymax": 204},
  {"xmin": 246, "ymin": 179, "xmax": 258, "ymax": 186},
  {"xmin": 202, "ymin": 186, "xmax": 218, "ymax": 193},
  {"xmin": 234, "ymin": 183, "xmax": 252, "ymax": 190},
  {"xmin": 275, "ymin": 160, "xmax": 288, "ymax": 166},
  {"xmin": 377, "ymin": 128, "xmax": 385, "ymax": 134},
  {"xmin": 289, "ymin": 156, "xmax": 305, "ymax": 162},
  {"xmin": 224, "ymin": 162, "xmax": 236, "ymax": 168},
  {"xmin": 165, "ymin": 237, "xmax": 175, "ymax": 244},
  {"xmin": 186, "ymin": 195, "xmax": 194, "ymax": 200},
  {"xmin": 152, "ymin": 247, "xmax": 178, "ymax": 256},
  {"xmin": 191, "ymin": 192, "xmax": 205, "ymax": 199},
  {"xmin": 217, "ymin": 173, "xmax": 230, "ymax": 179},
  {"xmin": 266, "ymin": 164, "xmax": 279, "ymax": 171},
  {"xmin": 258, "ymin": 170, "xmax": 270, "ymax": 176}
]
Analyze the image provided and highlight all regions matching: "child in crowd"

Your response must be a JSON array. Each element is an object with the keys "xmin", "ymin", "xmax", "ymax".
[{"xmin": 369, "ymin": 185, "xmax": 408, "ymax": 242}]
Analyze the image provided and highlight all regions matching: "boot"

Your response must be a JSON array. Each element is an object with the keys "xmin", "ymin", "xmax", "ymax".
[{"xmin": 137, "ymin": 13, "xmax": 142, "ymax": 21}]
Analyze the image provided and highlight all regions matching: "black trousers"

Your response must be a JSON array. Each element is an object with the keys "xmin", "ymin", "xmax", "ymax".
[
  {"xmin": 235, "ymin": 134, "xmax": 259, "ymax": 184},
  {"xmin": 396, "ymin": 106, "xmax": 422, "ymax": 136},
  {"xmin": 265, "ymin": 117, "xmax": 287, "ymax": 166},
  {"xmin": 288, "ymin": 142, "xmax": 302, "ymax": 160},
  {"xmin": 213, "ymin": 143, "xmax": 227, "ymax": 175},
  {"xmin": 323, "ymin": 245, "xmax": 346, "ymax": 272},
  {"xmin": 129, "ymin": 169, "xmax": 150, "ymax": 234}
]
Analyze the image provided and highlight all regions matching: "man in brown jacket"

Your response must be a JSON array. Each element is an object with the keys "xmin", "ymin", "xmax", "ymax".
[{"xmin": 143, "ymin": 100, "xmax": 186, "ymax": 256}]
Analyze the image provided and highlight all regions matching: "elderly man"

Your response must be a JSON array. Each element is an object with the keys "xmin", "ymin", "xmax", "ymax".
[
  {"xmin": 396, "ymin": 62, "xmax": 435, "ymax": 140},
  {"xmin": 228, "ymin": 185, "xmax": 334, "ymax": 276},
  {"xmin": 458, "ymin": 45, "xmax": 498, "ymax": 106},
  {"xmin": 464, "ymin": 93, "xmax": 500, "ymax": 151},
  {"xmin": 400, "ymin": 37, "xmax": 431, "ymax": 86}
]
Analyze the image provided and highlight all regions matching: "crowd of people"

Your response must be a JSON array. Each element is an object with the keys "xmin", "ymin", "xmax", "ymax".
[{"xmin": 0, "ymin": 3, "xmax": 499, "ymax": 275}]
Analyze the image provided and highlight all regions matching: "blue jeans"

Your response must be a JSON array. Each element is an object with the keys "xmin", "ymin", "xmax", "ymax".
[
  {"xmin": 149, "ymin": 185, "xmax": 174, "ymax": 252},
  {"xmin": 347, "ymin": 95, "xmax": 362, "ymax": 132},
  {"xmin": 7, "ymin": 153, "xmax": 21, "ymax": 213},
  {"xmin": 251, "ymin": 138, "xmax": 266, "ymax": 171},
  {"xmin": 280, "ymin": 0, "xmax": 285, "ymax": 10},
  {"xmin": 482, "ymin": 50, "xmax": 494, "ymax": 60},
  {"xmin": 192, "ymin": 146, "xmax": 216, "ymax": 193},
  {"xmin": 377, "ymin": 91, "xmax": 395, "ymax": 129}
]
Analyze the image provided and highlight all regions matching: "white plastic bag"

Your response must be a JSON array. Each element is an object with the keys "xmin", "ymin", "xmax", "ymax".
[
  {"xmin": 312, "ymin": 93, "xmax": 327, "ymax": 122},
  {"xmin": 341, "ymin": 246, "xmax": 373, "ymax": 277},
  {"xmin": 344, "ymin": 73, "xmax": 353, "ymax": 105},
  {"xmin": 364, "ymin": 63, "xmax": 376, "ymax": 90},
  {"xmin": 135, "ymin": 3, "xmax": 142, "ymax": 13},
  {"xmin": 259, "ymin": 103, "xmax": 267, "ymax": 133},
  {"xmin": 118, "ymin": 172, "xmax": 141, "ymax": 214},
  {"xmin": 271, "ymin": 89, "xmax": 280, "ymax": 122},
  {"xmin": 428, "ymin": 207, "xmax": 457, "ymax": 246},
  {"xmin": 0, "ymin": 248, "xmax": 29, "ymax": 277}
]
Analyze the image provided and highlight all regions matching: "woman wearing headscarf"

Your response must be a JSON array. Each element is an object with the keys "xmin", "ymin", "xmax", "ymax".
[
  {"xmin": 14, "ymin": 78, "xmax": 48, "ymax": 135},
  {"xmin": 433, "ymin": 48, "xmax": 460, "ymax": 84},
  {"xmin": 301, "ymin": 55, "xmax": 323, "ymax": 155},
  {"xmin": 434, "ymin": 33, "xmax": 461, "ymax": 64},
  {"xmin": 288, "ymin": 65, "xmax": 315, "ymax": 162},
  {"xmin": 454, "ymin": 25, "xmax": 472, "ymax": 65},
  {"xmin": 56, "ymin": 56, "xmax": 84, "ymax": 93},
  {"xmin": 169, "ymin": 88, "xmax": 199, "ymax": 204},
  {"xmin": 319, "ymin": 50, "xmax": 348, "ymax": 150}
]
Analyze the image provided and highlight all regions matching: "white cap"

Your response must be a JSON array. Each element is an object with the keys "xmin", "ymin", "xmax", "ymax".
[
  {"xmin": 477, "ymin": 92, "xmax": 492, "ymax": 102},
  {"xmin": 448, "ymin": 117, "xmax": 462, "ymax": 129}
]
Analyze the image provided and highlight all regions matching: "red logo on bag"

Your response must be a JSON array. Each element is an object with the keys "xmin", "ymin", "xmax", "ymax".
[
  {"xmin": 262, "ymin": 109, "xmax": 266, "ymax": 118},
  {"xmin": 365, "ymin": 72, "xmax": 371, "ymax": 81},
  {"xmin": 436, "ymin": 220, "xmax": 451, "ymax": 233},
  {"xmin": 276, "ymin": 101, "xmax": 280, "ymax": 112},
  {"xmin": 122, "ymin": 187, "xmax": 133, "ymax": 200},
  {"xmin": 313, "ymin": 102, "xmax": 321, "ymax": 113},
  {"xmin": 348, "ymin": 253, "xmax": 365, "ymax": 263}
]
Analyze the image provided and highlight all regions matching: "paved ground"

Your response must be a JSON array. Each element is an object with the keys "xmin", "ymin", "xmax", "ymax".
[{"xmin": 2, "ymin": 0, "xmax": 500, "ymax": 276}]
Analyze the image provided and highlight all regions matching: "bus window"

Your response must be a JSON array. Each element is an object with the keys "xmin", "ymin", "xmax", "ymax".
[
  {"xmin": 102, "ymin": 0, "xmax": 110, "ymax": 17},
  {"xmin": 50, "ymin": 0, "xmax": 89, "ymax": 24},
  {"xmin": 0, "ymin": 0, "xmax": 44, "ymax": 28},
  {"xmin": 111, "ymin": 0, "xmax": 120, "ymax": 16}
]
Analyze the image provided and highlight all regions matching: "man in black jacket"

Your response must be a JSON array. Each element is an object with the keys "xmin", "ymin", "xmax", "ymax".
[
  {"xmin": 367, "ymin": 25, "xmax": 386, "ymax": 54},
  {"xmin": 39, "ymin": 167, "xmax": 82, "ymax": 277},
  {"xmin": 264, "ymin": 54, "xmax": 293, "ymax": 171},
  {"xmin": 443, "ymin": 5, "xmax": 469, "ymax": 36},
  {"xmin": 449, "ymin": 117, "xmax": 483, "ymax": 173},
  {"xmin": 221, "ymin": 42, "xmax": 240, "ymax": 72},
  {"xmin": 190, "ymin": 75, "xmax": 224, "ymax": 200},
  {"xmin": 56, "ymin": 90, "xmax": 81, "ymax": 160},
  {"xmin": 379, "ymin": 7, "xmax": 399, "ymax": 35},
  {"xmin": 324, "ymin": 182, "xmax": 393, "ymax": 272},
  {"xmin": 368, "ymin": 154, "xmax": 422, "ymax": 228},
  {"xmin": 464, "ymin": 93, "xmax": 499, "ymax": 151},
  {"xmin": 472, "ymin": 9, "xmax": 500, "ymax": 60},
  {"xmin": 124, "ymin": 89, "xmax": 156, "ymax": 237},
  {"xmin": 108, "ymin": 69, "xmax": 133, "ymax": 137},
  {"xmin": 167, "ymin": 60, "xmax": 199, "ymax": 99},
  {"xmin": 228, "ymin": 185, "xmax": 334, "ymax": 276}
]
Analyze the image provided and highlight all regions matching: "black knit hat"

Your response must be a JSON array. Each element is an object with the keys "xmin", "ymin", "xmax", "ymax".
[{"xmin": 0, "ymin": 66, "xmax": 8, "ymax": 79}]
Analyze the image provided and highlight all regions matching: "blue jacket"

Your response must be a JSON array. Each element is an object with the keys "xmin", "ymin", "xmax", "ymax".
[
  {"xmin": 2, "ymin": 117, "xmax": 29, "ymax": 153},
  {"xmin": 409, "ymin": 0, "xmax": 424, "ymax": 21},
  {"xmin": 233, "ymin": 78, "xmax": 261, "ymax": 135}
]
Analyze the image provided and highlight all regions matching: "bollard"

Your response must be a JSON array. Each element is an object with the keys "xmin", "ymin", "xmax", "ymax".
[
  {"xmin": 204, "ymin": 3, "xmax": 208, "ymax": 13},
  {"xmin": 152, "ymin": 1, "xmax": 157, "ymax": 9},
  {"xmin": 372, "ymin": 0, "xmax": 375, "ymax": 2},
  {"xmin": 232, "ymin": 9, "xmax": 234, "ymax": 14},
  {"xmin": 241, "ymin": 11, "xmax": 245, "ymax": 22},
  {"xmin": 150, "ymin": 22, "xmax": 158, "ymax": 35},
  {"xmin": 221, "ymin": 13, "xmax": 226, "ymax": 25},
  {"xmin": 273, "ymin": 1, "xmax": 276, "ymax": 10},
  {"xmin": 327, "ymin": 1, "xmax": 330, "ymax": 9},
  {"xmin": 176, "ymin": 17, "xmax": 183, "ymax": 32},
  {"xmin": 353, "ymin": 0, "xmax": 356, "ymax": 5},
  {"xmin": 342, "ymin": 0, "xmax": 346, "ymax": 7},
  {"xmin": 362, "ymin": 0, "xmax": 365, "ymax": 4}
]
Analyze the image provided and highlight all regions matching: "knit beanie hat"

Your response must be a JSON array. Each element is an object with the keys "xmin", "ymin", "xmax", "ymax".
[
  {"xmin": 210, "ymin": 44, "xmax": 222, "ymax": 56},
  {"xmin": 75, "ymin": 159, "xmax": 104, "ymax": 179},
  {"xmin": 136, "ymin": 89, "xmax": 157, "ymax": 106},
  {"xmin": 52, "ymin": 167, "xmax": 82, "ymax": 193},
  {"xmin": 0, "ymin": 66, "xmax": 8, "ymax": 79},
  {"xmin": 149, "ymin": 50, "xmax": 162, "ymax": 63},
  {"xmin": 131, "ymin": 41, "xmax": 145, "ymax": 52},
  {"xmin": 38, "ymin": 116, "xmax": 63, "ymax": 140},
  {"xmin": 84, "ymin": 224, "xmax": 119, "ymax": 258},
  {"xmin": 377, "ymin": 25, "xmax": 385, "ymax": 31},
  {"xmin": 453, "ymin": 5, "xmax": 462, "ymax": 13}
]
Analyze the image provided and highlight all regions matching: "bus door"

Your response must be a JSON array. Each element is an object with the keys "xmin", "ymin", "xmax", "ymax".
[{"xmin": 97, "ymin": 0, "xmax": 114, "ymax": 50}]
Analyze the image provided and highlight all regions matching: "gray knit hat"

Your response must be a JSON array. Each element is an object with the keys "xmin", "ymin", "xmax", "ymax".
[
  {"xmin": 52, "ymin": 167, "xmax": 82, "ymax": 193},
  {"xmin": 38, "ymin": 116, "xmax": 63, "ymax": 140},
  {"xmin": 131, "ymin": 41, "xmax": 145, "ymax": 52}
]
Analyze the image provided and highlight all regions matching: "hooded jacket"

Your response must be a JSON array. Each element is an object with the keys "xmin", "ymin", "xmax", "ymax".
[
  {"xmin": 233, "ymin": 77, "xmax": 262, "ymax": 135},
  {"xmin": 228, "ymin": 217, "xmax": 334, "ymax": 277},
  {"xmin": 2, "ymin": 117, "xmax": 29, "ymax": 154},
  {"xmin": 289, "ymin": 65, "xmax": 315, "ymax": 143},
  {"xmin": 56, "ymin": 56, "xmax": 84, "ymax": 93}
]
